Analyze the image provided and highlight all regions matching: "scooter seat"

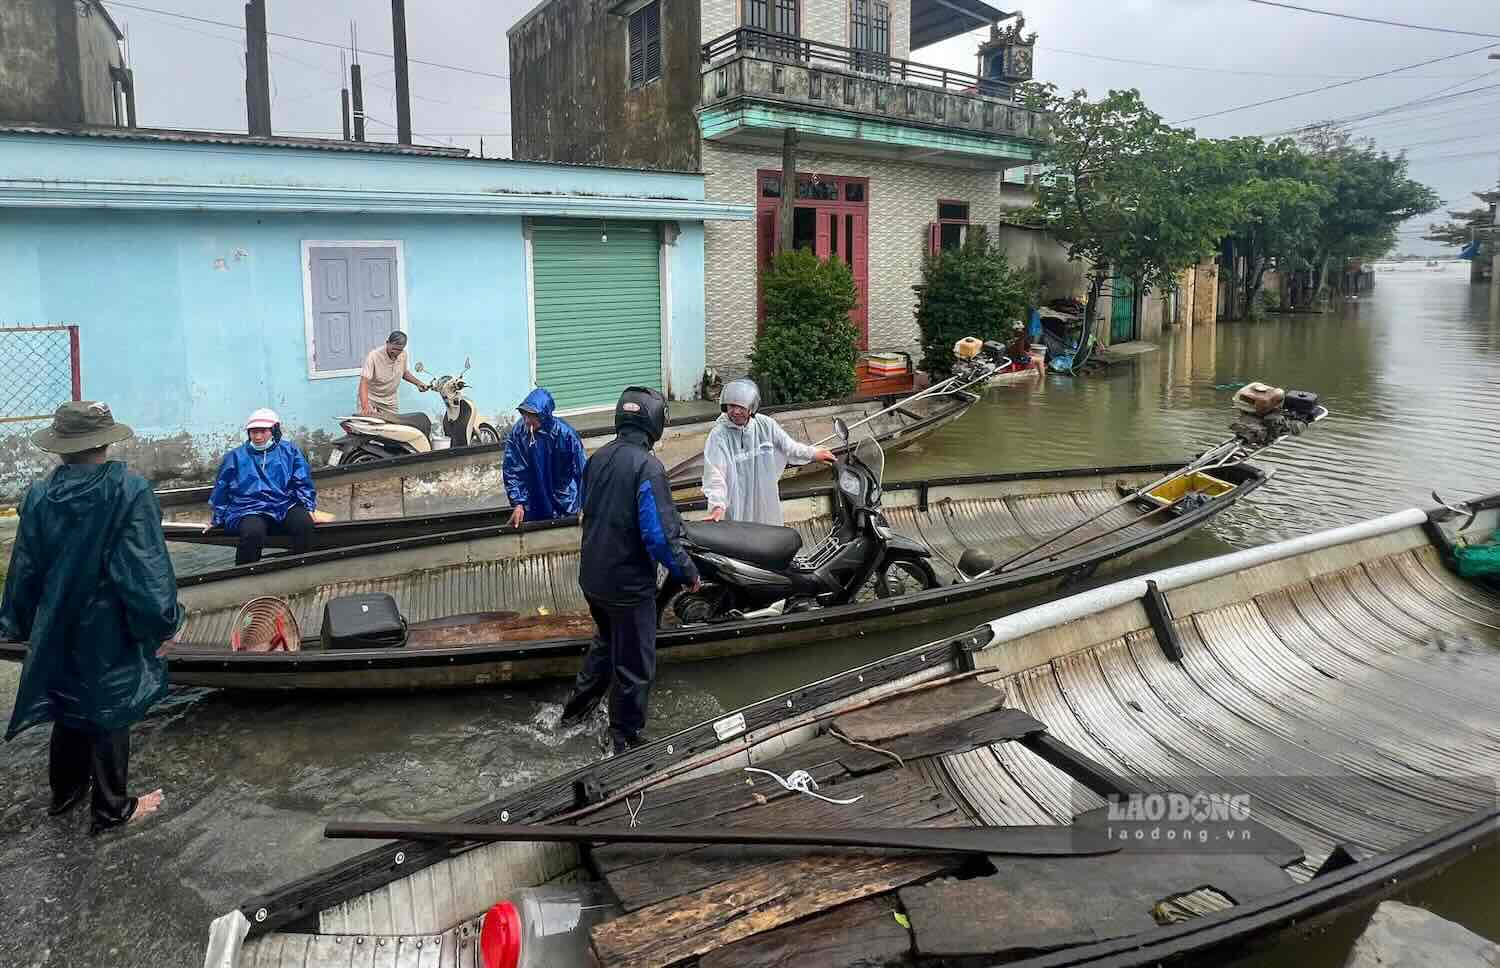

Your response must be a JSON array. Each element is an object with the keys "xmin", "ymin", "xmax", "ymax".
[
  {"xmin": 684, "ymin": 521, "xmax": 803, "ymax": 571},
  {"xmin": 393, "ymin": 412, "xmax": 432, "ymax": 438}
]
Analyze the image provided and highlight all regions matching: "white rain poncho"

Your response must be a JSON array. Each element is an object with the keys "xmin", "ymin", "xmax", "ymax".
[{"xmin": 702, "ymin": 413, "xmax": 820, "ymax": 526}]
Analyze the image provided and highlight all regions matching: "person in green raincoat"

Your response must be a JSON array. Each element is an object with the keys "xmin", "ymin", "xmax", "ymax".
[{"xmin": 1, "ymin": 401, "xmax": 183, "ymax": 835}]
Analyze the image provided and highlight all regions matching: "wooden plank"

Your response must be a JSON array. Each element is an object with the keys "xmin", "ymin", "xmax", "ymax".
[
  {"xmin": 697, "ymin": 897, "xmax": 913, "ymax": 968},
  {"xmin": 833, "ymin": 677, "xmax": 1010, "ymax": 742},
  {"xmin": 836, "ymin": 708, "xmax": 1046, "ymax": 775},
  {"xmin": 899, "ymin": 853, "xmax": 1295, "ymax": 958},
  {"xmin": 591, "ymin": 844, "xmax": 964, "ymax": 968}
]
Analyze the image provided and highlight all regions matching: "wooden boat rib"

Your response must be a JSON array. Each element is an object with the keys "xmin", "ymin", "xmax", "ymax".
[
  {"xmin": 71, "ymin": 460, "xmax": 1265, "ymax": 691},
  {"xmin": 204, "ymin": 496, "xmax": 1500, "ymax": 967},
  {"xmin": 158, "ymin": 389, "xmax": 977, "ymax": 534}
]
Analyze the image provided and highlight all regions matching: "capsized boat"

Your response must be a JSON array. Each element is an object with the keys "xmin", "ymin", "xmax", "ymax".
[
  {"xmin": 19, "ymin": 460, "xmax": 1266, "ymax": 691},
  {"xmin": 203, "ymin": 494, "xmax": 1500, "ymax": 967},
  {"xmin": 159, "ymin": 387, "xmax": 981, "ymax": 534}
]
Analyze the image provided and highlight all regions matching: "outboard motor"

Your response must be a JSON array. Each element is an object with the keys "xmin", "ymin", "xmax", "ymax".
[{"xmin": 1230, "ymin": 382, "xmax": 1321, "ymax": 447}]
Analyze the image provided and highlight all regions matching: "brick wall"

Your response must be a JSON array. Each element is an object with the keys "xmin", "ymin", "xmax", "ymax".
[{"xmin": 702, "ymin": 139, "xmax": 1002, "ymax": 375}]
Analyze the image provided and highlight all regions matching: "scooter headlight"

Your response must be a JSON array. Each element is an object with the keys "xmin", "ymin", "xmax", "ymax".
[{"xmin": 838, "ymin": 469, "xmax": 861, "ymax": 498}]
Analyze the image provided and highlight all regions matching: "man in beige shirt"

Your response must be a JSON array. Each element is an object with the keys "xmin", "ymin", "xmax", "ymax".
[{"xmin": 358, "ymin": 331, "xmax": 430, "ymax": 417}]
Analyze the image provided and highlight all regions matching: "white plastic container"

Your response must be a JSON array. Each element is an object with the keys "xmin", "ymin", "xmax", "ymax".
[
  {"xmin": 479, "ymin": 883, "xmax": 618, "ymax": 968},
  {"xmin": 430, "ymin": 433, "xmax": 452, "ymax": 450}
]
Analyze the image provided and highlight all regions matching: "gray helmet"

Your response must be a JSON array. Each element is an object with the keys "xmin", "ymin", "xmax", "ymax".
[{"xmin": 719, "ymin": 378, "xmax": 761, "ymax": 417}]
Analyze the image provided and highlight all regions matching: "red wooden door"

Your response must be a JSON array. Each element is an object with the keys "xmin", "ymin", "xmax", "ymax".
[
  {"xmin": 754, "ymin": 171, "xmax": 869, "ymax": 349},
  {"xmin": 848, "ymin": 211, "xmax": 869, "ymax": 349}
]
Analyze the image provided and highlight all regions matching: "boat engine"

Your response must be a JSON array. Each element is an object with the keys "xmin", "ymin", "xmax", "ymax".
[{"xmin": 1229, "ymin": 383, "xmax": 1321, "ymax": 447}]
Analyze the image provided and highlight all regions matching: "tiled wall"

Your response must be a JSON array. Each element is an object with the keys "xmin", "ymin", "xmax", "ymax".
[
  {"xmin": 701, "ymin": 0, "xmax": 911, "ymax": 58},
  {"xmin": 702, "ymin": 140, "xmax": 1003, "ymax": 375}
]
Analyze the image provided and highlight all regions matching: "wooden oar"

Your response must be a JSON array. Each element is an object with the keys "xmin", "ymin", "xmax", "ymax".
[{"xmin": 324, "ymin": 820, "xmax": 1118, "ymax": 857}]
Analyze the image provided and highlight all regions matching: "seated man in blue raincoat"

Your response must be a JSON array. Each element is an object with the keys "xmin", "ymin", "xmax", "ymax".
[
  {"xmin": 703, "ymin": 379, "xmax": 834, "ymax": 527},
  {"xmin": 3, "ymin": 401, "xmax": 182, "ymax": 836},
  {"xmin": 502, "ymin": 388, "xmax": 587, "ymax": 528},
  {"xmin": 209, "ymin": 408, "xmax": 319, "ymax": 565}
]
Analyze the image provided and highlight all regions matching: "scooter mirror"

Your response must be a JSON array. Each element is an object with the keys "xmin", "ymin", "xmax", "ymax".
[
  {"xmin": 414, "ymin": 362, "xmax": 426, "ymax": 373},
  {"xmin": 833, "ymin": 417, "xmax": 850, "ymax": 442},
  {"xmin": 463, "ymin": 356, "xmax": 472, "ymax": 372}
]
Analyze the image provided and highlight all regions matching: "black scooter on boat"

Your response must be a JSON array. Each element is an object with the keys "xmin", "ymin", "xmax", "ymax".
[{"xmin": 658, "ymin": 416, "xmax": 939, "ymax": 626}]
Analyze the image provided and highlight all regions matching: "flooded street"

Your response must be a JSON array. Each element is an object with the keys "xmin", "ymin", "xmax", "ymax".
[{"xmin": 2, "ymin": 264, "xmax": 1498, "ymax": 966}]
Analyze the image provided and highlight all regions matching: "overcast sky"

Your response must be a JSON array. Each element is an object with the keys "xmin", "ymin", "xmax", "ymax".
[{"xmin": 108, "ymin": 0, "xmax": 1498, "ymax": 254}]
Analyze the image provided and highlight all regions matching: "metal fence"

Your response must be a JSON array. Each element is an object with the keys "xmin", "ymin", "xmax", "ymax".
[{"xmin": 0, "ymin": 325, "xmax": 82, "ymax": 435}]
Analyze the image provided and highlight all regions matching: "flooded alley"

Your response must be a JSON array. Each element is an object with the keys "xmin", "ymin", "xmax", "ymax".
[{"xmin": 2, "ymin": 264, "xmax": 1497, "ymax": 966}]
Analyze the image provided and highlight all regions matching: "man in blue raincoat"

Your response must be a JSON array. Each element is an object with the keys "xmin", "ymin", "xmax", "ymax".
[
  {"xmin": 209, "ymin": 408, "xmax": 319, "ymax": 565},
  {"xmin": 502, "ymin": 388, "xmax": 587, "ymax": 529},
  {"xmin": 2, "ymin": 402, "xmax": 182, "ymax": 836}
]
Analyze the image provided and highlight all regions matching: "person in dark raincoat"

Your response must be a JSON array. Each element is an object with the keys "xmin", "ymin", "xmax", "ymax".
[
  {"xmin": 2, "ymin": 402, "xmax": 182, "ymax": 835},
  {"xmin": 208, "ymin": 408, "xmax": 318, "ymax": 565},
  {"xmin": 560, "ymin": 386, "xmax": 700, "ymax": 755},
  {"xmin": 502, "ymin": 387, "xmax": 587, "ymax": 529}
]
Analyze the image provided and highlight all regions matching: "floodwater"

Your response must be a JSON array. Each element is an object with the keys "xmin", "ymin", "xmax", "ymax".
[{"xmin": 1, "ymin": 264, "xmax": 1497, "ymax": 966}]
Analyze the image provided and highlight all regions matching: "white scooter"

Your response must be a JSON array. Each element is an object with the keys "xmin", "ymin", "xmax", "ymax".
[{"xmin": 329, "ymin": 358, "xmax": 503, "ymax": 466}]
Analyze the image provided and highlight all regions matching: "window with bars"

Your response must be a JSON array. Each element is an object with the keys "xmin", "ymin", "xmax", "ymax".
[
  {"xmin": 850, "ymin": 0, "xmax": 889, "ymax": 74},
  {"xmin": 628, "ymin": 2, "xmax": 662, "ymax": 88},
  {"xmin": 744, "ymin": 0, "xmax": 800, "ymax": 58}
]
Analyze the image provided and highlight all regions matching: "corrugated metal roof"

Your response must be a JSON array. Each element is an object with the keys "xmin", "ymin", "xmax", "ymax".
[
  {"xmin": 0, "ymin": 124, "xmax": 471, "ymax": 157},
  {"xmin": 911, "ymin": 0, "xmax": 1009, "ymax": 51}
]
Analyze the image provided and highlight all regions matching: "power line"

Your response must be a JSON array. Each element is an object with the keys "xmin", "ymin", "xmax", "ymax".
[
  {"xmin": 1242, "ymin": 1, "xmax": 1500, "ymax": 40},
  {"xmin": 1175, "ymin": 43, "xmax": 1500, "ymax": 126},
  {"xmin": 102, "ymin": 1, "xmax": 510, "ymax": 82},
  {"xmin": 1037, "ymin": 44, "xmax": 1481, "ymax": 81}
]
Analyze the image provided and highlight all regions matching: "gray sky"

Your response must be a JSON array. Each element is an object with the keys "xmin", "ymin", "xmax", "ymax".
[{"xmin": 109, "ymin": 0, "xmax": 1498, "ymax": 253}]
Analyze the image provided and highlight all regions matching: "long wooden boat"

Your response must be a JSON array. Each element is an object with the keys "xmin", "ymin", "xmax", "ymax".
[
  {"xmin": 203, "ymin": 494, "xmax": 1500, "ymax": 967},
  {"xmin": 0, "ymin": 461, "xmax": 1268, "ymax": 691},
  {"xmin": 157, "ymin": 389, "xmax": 977, "ymax": 530}
]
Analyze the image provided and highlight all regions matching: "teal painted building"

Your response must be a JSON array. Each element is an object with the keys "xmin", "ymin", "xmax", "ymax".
[{"xmin": 0, "ymin": 126, "xmax": 749, "ymax": 491}]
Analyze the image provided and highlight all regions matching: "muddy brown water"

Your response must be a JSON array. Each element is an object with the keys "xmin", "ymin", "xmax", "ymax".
[{"xmin": 1, "ymin": 264, "xmax": 1497, "ymax": 965}]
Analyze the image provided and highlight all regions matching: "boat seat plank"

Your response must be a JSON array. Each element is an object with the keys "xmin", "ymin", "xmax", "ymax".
[
  {"xmin": 593, "ymin": 770, "xmax": 958, "ymax": 910},
  {"xmin": 898, "ymin": 853, "xmax": 1294, "ymax": 959},
  {"xmin": 590, "ymin": 816, "xmax": 968, "ymax": 968},
  {"xmin": 835, "ymin": 707, "xmax": 1046, "ymax": 775},
  {"xmin": 833, "ymin": 677, "xmax": 1010, "ymax": 743},
  {"xmin": 695, "ymin": 896, "xmax": 913, "ymax": 968}
]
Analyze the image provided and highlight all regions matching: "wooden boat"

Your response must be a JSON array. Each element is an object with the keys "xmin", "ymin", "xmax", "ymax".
[
  {"xmin": 0, "ymin": 461, "xmax": 1268, "ymax": 691},
  {"xmin": 156, "ymin": 389, "xmax": 978, "ymax": 531},
  {"xmin": 203, "ymin": 494, "xmax": 1500, "ymax": 967}
]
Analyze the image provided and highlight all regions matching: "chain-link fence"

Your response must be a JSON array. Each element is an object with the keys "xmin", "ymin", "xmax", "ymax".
[{"xmin": 0, "ymin": 325, "xmax": 81, "ymax": 438}]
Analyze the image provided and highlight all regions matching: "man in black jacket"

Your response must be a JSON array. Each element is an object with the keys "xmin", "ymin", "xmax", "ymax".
[{"xmin": 561, "ymin": 386, "xmax": 700, "ymax": 754}]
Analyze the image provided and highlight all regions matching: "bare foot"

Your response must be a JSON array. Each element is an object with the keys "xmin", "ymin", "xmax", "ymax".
[{"xmin": 129, "ymin": 789, "xmax": 164, "ymax": 824}]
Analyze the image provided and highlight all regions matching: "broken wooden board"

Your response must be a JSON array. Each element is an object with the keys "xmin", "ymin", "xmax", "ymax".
[
  {"xmin": 835, "ymin": 707, "xmax": 1046, "ymax": 775},
  {"xmin": 833, "ymin": 677, "xmax": 1011, "ymax": 743},
  {"xmin": 591, "ymin": 827, "xmax": 967, "ymax": 968},
  {"xmin": 898, "ymin": 853, "xmax": 1296, "ymax": 958},
  {"xmin": 594, "ymin": 769, "xmax": 957, "ymax": 911},
  {"xmin": 696, "ymin": 896, "xmax": 913, "ymax": 968}
]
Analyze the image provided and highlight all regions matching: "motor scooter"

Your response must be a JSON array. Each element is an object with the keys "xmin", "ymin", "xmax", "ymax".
[
  {"xmin": 658, "ymin": 417, "xmax": 939, "ymax": 625},
  {"xmin": 329, "ymin": 358, "xmax": 502, "ymax": 466}
]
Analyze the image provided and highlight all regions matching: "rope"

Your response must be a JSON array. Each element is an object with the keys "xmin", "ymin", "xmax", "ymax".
[
  {"xmin": 625, "ymin": 791, "xmax": 646, "ymax": 829},
  {"xmin": 829, "ymin": 723, "xmax": 906, "ymax": 769},
  {"xmin": 743, "ymin": 767, "xmax": 864, "ymax": 805}
]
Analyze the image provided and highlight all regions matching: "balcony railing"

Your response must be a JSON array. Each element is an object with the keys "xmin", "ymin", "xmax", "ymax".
[{"xmin": 703, "ymin": 27, "xmax": 1015, "ymax": 101}]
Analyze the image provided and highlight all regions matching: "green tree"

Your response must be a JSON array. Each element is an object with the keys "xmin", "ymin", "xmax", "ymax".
[
  {"xmin": 1216, "ymin": 137, "xmax": 1329, "ymax": 319},
  {"xmin": 1024, "ymin": 87, "xmax": 1238, "ymax": 334},
  {"xmin": 1297, "ymin": 123, "xmax": 1439, "ymax": 300},
  {"xmin": 917, "ymin": 230, "xmax": 1036, "ymax": 378},
  {"xmin": 749, "ymin": 249, "xmax": 860, "ymax": 404}
]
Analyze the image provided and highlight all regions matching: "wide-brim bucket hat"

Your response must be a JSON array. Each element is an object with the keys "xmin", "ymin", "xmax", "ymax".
[{"xmin": 30, "ymin": 401, "xmax": 134, "ymax": 454}]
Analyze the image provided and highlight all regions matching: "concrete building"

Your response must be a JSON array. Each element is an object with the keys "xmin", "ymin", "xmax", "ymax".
[
  {"xmin": 508, "ymin": 0, "xmax": 1046, "ymax": 375},
  {"xmin": 0, "ymin": 0, "xmax": 134, "ymax": 127},
  {"xmin": 0, "ymin": 126, "xmax": 749, "ymax": 494}
]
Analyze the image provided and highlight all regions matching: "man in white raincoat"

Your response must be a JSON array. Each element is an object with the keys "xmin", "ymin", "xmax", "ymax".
[{"xmin": 702, "ymin": 379, "xmax": 836, "ymax": 527}]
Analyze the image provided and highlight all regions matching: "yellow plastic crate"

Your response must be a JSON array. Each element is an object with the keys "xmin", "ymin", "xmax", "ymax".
[{"xmin": 1144, "ymin": 471, "xmax": 1234, "ymax": 507}]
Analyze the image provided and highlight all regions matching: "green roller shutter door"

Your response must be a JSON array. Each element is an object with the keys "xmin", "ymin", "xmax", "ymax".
[{"xmin": 532, "ymin": 221, "xmax": 663, "ymax": 411}]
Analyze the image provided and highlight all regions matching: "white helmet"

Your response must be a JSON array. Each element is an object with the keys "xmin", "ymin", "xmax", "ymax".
[
  {"xmin": 245, "ymin": 408, "xmax": 280, "ymax": 431},
  {"xmin": 719, "ymin": 378, "xmax": 761, "ymax": 416}
]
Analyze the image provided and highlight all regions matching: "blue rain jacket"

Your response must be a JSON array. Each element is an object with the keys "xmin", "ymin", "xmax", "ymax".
[
  {"xmin": 3, "ymin": 462, "xmax": 183, "ymax": 740},
  {"xmin": 502, "ymin": 388, "xmax": 587, "ymax": 521},
  {"xmin": 208, "ymin": 440, "xmax": 317, "ymax": 532}
]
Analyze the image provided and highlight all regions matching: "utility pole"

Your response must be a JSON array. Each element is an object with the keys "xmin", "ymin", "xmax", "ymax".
[
  {"xmin": 391, "ymin": 0, "xmax": 413, "ymax": 145},
  {"xmin": 349, "ymin": 22, "xmax": 365, "ymax": 142},
  {"xmin": 244, "ymin": 0, "xmax": 272, "ymax": 137},
  {"xmin": 776, "ymin": 128, "xmax": 798, "ymax": 255}
]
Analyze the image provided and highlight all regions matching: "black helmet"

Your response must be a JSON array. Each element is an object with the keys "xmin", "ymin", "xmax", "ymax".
[{"xmin": 615, "ymin": 386, "xmax": 668, "ymax": 445}]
